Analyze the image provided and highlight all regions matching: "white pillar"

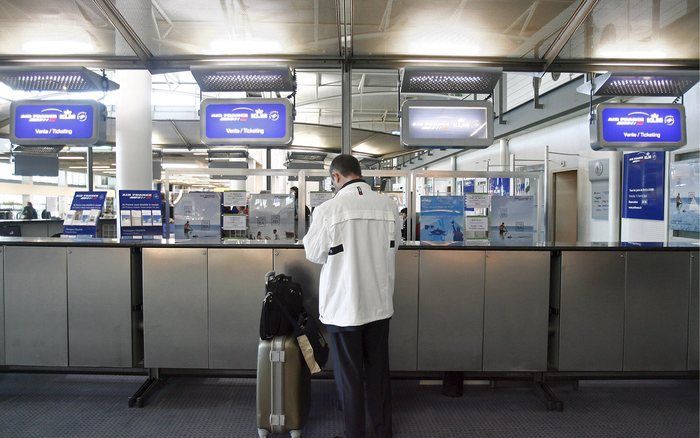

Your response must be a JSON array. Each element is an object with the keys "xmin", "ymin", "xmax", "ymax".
[
  {"xmin": 499, "ymin": 138, "xmax": 509, "ymax": 170},
  {"xmin": 116, "ymin": 70, "xmax": 153, "ymax": 191},
  {"xmin": 608, "ymin": 151, "xmax": 622, "ymax": 242}
]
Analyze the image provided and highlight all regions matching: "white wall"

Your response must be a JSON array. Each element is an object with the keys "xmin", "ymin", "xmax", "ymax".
[{"xmin": 431, "ymin": 84, "xmax": 700, "ymax": 243}]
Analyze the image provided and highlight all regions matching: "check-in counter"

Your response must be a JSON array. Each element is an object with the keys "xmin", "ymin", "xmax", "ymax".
[
  {"xmin": 0, "ymin": 219, "xmax": 64, "ymax": 237},
  {"xmin": 551, "ymin": 248, "xmax": 699, "ymax": 372},
  {"xmin": 0, "ymin": 237, "xmax": 696, "ymax": 376},
  {"xmin": 2, "ymin": 242, "xmax": 138, "ymax": 368}
]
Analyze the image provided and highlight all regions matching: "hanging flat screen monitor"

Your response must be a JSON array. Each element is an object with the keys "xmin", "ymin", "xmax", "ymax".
[
  {"xmin": 13, "ymin": 154, "xmax": 59, "ymax": 177},
  {"xmin": 591, "ymin": 103, "xmax": 686, "ymax": 151},
  {"xmin": 401, "ymin": 100, "xmax": 494, "ymax": 148},
  {"xmin": 10, "ymin": 99, "xmax": 106, "ymax": 146},
  {"xmin": 200, "ymin": 98, "xmax": 293, "ymax": 146}
]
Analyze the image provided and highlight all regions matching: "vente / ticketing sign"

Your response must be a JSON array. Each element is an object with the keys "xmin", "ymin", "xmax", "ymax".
[
  {"xmin": 591, "ymin": 103, "xmax": 686, "ymax": 151},
  {"xmin": 10, "ymin": 99, "xmax": 107, "ymax": 146},
  {"xmin": 200, "ymin": 98, "xmax": 293, "ymax": 145}
]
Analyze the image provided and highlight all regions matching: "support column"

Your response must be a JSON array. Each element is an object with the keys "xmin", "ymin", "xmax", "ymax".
[
  {"xmin": 341, "ymin": 61, "xmax": 352, "ymax": 155},
  {"xmin": 499, "ymin": 138, "xmax": 509, "ymax": 170},
  {"xmin": 116, "ymin": 70, "xmax": 153, "ymax": 238},
  {"xmin": 608, "ymin": 151, "xmax": 622, "ymax": 242},
  {"xmin": 116, "ymin": 70, "xmax": 153, "ymax": 191},
  {"xmin": 87, "ymin": 148, "xmax": 94, "ymax": 191}
]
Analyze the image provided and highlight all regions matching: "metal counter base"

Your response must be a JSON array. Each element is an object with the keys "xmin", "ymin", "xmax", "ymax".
[{"xmin": 0, "ymin": 241, "xmax": 696, "ymax": 410}]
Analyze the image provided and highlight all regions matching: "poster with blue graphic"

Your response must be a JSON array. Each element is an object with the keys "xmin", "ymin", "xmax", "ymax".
[
  {"xmin": 62, "ymin": 191, "xmax": 106, "ymax": 238},
  {"xmin": 622, "ymin": 152, "xmax": 665, "ymax": 221},
  {"xmin": 420, "ymin": 196, "xmax": 464, "ymax": 243},
  {"xmin": 201, "ymin": 99, "xmax": 293, "ymax": 145},
  {"xmin": 669, "ymin": 161, "xmax": 699, "ymax": 233},
  {"xmin": 10, "ymin": 100, "xmax": 106, "ymax": 145},
  {"xmin": 488, "ymin": 195, "xmax": 536, "ymax": 245},
  {"xmin": 489, "ymin": 178, "xmax": 511, "ymax": 196},
  {"xmin": 174, "ymin": 192, "xmax": 222, "ymax": 239},
  {"xmin": 119, "ymin": 190, "xmax": 163, "ymax": 239}
]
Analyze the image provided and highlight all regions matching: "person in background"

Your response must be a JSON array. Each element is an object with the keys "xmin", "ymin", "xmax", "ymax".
[
  {"xmin": 21, "ymin": 202, "xmax": 38, "ymax": 220},
  {"xmin": 400, "ymin": 207, "xmax": 408, "ymax": 240},
  {"xmin": 303, "ymin": 154, "xmax": 400, "ymax": 438},
  {"xmin": 41, "ymin": 208, "xmax": 51, "ymax": 219},
  {"xmin": 290, "ymin": 186, "xmax": 311, "ymax": 235}
]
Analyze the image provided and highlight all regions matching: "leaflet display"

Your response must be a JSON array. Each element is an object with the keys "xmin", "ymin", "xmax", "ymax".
[
  {"xmin": 309, "ymin": 192, "xmax": 334, "ymax": 208},
  {"xmin": 119, "ymin": 190, "xmax": 163, "ymax": 239},
  {"xmin": 201, "ymin": 98, "xmax": 293, "ymax": 145},
  {"xmin": 622, "ymin": 151, "xmax": 665, "ymax": 221},
  {"xmin": 62, "ymin": 191, "xmax": 106, "ymax": 238},
  {"xmin": 223, "ymin": 190, "xmax": 247, "ymax": 207},
  {"xmin": 401, "ymin": 100, "xmax": 493, "ymax": 148},
  {"xmin": 591, "ymin": 103, "xmax": 686, "ymax": 151},
  {"xmin": 10, "ymin": 99, "xmax": 106, "ymax": 146}
]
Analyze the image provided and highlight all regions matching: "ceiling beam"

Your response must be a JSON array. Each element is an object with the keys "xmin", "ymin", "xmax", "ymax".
[
  {"xmin": 0, "ymin": 54, "xmax": 695, "ymax": 74},
  {"xmin": 540, "ymin": 0, "xmax": 599, "ymax": 74},
  {"xmin": 91, "ymin": 0, "xmax": 154, "ymax": 69}
]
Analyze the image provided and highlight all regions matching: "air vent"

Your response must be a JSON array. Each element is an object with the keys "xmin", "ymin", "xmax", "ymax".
[
  {"xmin": 401, "ymin": 67, "xmax": 502, "ymax": 94},
  {"xmin": 191, "ymin": 66, "xmax": 295, "ymax": 92},
  {"xmin": 578, "ymin": 71, "xmax": 699, "ymax": 97},
  {"xmin": 0, "ymin": 67, "xmax": 119, "ymax": 92}
]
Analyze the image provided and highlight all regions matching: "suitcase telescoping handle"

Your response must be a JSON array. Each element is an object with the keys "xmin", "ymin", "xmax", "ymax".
[{"xmin": 265, "ymin": 271, "xmax": 276, "ymax": 288}]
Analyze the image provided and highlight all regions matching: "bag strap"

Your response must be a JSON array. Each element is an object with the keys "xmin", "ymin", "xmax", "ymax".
[{"xmin": 269, "ymin": 294, "xmax": 304, "ymax": 336}]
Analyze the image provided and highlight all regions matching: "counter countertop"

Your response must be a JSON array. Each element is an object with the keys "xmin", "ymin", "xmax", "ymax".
[
  {"xmin": 0, "ymin": 219, "xmax": 64, "ymax": 223},
  {"xmin": 0, "ymin": 236, "xmax": 696, "ymax": 251}
]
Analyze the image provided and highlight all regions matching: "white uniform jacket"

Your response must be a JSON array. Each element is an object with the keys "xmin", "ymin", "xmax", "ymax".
[{"xmin": 303, "ymin": 180, "xmax": 402, "ymax": 327}]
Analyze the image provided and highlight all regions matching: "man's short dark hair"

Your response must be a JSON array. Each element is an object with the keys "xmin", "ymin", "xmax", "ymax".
[{"xmin": 330, "ymin": 154, "xmax": 362, "ymax": 178}]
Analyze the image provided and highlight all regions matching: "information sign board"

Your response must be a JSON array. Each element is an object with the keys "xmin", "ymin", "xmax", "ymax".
[{"xmin": 201, "ymin": 98, "xmax": 293, "ymax": 145}]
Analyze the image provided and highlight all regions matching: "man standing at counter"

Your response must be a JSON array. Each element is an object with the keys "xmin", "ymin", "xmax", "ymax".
[{"xmin": 303, "ymin": 154, "xmax": 401, "ymax": 438}]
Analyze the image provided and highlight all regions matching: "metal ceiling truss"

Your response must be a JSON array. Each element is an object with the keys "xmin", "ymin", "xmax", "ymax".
[
  {"xmin": 0, "ymin": 1, "xmax": 694, "ymax": 74},
  {"xmin": 91, "ymin": 0, "xmax": 154, "ymax": 69}
]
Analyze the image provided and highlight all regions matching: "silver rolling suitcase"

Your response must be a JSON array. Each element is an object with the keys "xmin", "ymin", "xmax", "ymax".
[{"xmin": 257, "ymin": 272, "xmax": 311, "ymax": 437}]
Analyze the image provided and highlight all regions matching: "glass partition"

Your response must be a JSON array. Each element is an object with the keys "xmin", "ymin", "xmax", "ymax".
[{"xmin": 412, "ymin": 170, "xmax": 544, "ymax": 245}]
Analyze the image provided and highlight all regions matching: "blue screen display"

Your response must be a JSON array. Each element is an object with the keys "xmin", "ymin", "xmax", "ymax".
[
  {"xmin": 622, "ymin": 151, "xmax": 665, "ymax": 221},
  {"xmin": 408, "ymin": 106, "xmax": 488, "ymax": 140},
  {"xmin": 205, "ymin": 103, "xmax": 288, "ymax": 140},
  {"xmin": 601, "ymin": 107, "xmax": 683, "ymax": 143},
  {"xmin": 13, "ymin": 104, "xmax": 94, "ymax": 140}
]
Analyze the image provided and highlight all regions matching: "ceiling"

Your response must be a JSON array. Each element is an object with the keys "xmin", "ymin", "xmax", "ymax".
[
  {"xmin": 0, "ymin": 0, "xmax": 696, "ymax": 178},
  {"xmin": 0, "ymin": 0, "xmax": 695, "ymax": 69}
]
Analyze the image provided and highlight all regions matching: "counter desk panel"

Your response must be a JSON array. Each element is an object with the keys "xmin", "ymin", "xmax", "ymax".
[{"xmin": 0, "ymin": 239, "xmax": 696, "ymax": 375}]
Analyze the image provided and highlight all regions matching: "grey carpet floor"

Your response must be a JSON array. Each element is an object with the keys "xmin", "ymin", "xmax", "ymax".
[{"xmin": 0, "ymin": 373, "xmax": 697, "ymax": 438}]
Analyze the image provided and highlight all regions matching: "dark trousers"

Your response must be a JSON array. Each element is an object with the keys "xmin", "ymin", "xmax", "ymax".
[{"xmin": 327, "ymin": 318, "xmax": 392, "ymax": 438}]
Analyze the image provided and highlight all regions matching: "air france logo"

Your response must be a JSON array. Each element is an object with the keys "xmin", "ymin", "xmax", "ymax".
[
  {"xmin": 269, "ymin": 110, "xmax": 280, "ymax": 121},
  {"xmin": 77, "ymin": 112, "xmax": 88, "ymax": 122},
  {"xmin": 664, "ymin": 115, "xmax": 675, "ymax": 126}
]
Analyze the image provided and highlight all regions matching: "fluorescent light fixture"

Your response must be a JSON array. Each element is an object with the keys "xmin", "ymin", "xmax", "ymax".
[
  {"xmin": 207, "ymin": 39, "xmax": 282, "ymax": 55},
  {"xmin": 22, "ymin": 40, "xmax": 94, "ymax": 55},
  {"xmin": 58, "ymin": 156, "xmax": 84, "ymax": 160},
  {"xmin": 162, "ymin": 148, "xmax": 198, "ymax": 153},
  {"xmin": 401, "ymin": 66, "xmax": 502, "ymax": 94},
  {"xmin": 578, "ymin": 71, "xmax": 699, "ymax": 97},
  {"xmin": 191, "ymin": 65, "xmax": 295, "ymax": 92},
  {"xmin": 161, "ymin": 163, "xmax": 201, "ymax": 169},
  {"xmin": 193, "ymin": 152, "xmax": 209, "ymax": 156}
]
